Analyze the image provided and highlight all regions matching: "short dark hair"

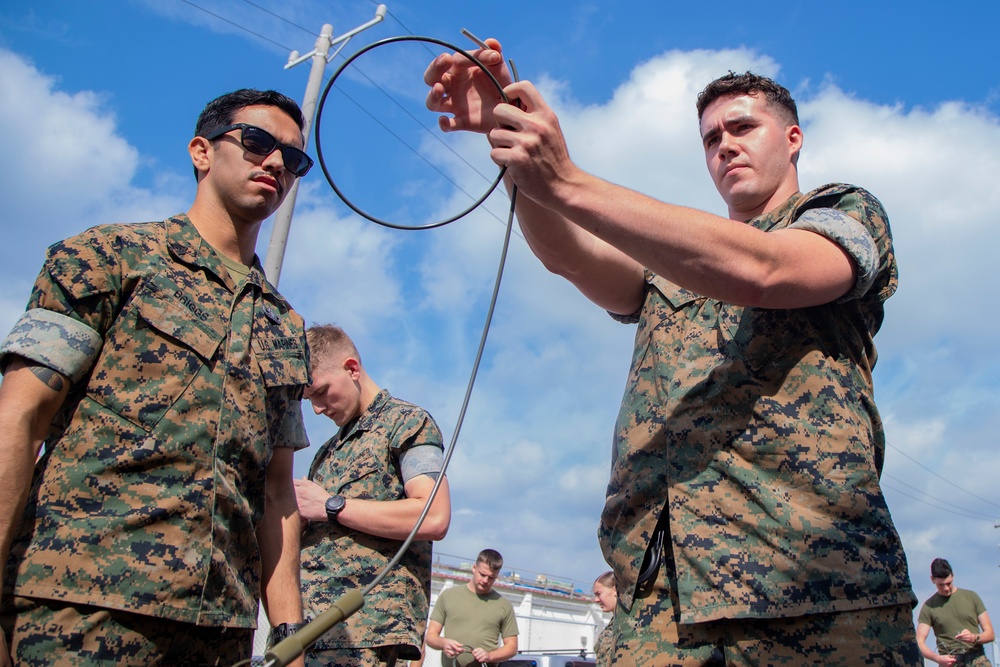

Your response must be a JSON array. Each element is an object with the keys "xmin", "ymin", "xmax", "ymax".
[
  {"xmin": 306, "ymin": 324, "xmax": 361, "ymax": 372},
  {"xmin": 191, "ymin": 88, "xmax": 306, "ymax": 178},
  {"xmin": 931, "ymin": 558, "xmax": 953, "ymax": 579},
  {"xmin": 476, "ymin": 549, "xmax": 503, "ymax": 571},
  {"xmin": 195, "ymin": 88, "xmax": 305, "ymax": 137},
  {"xmin": 696, "ymin": 71, "xmax": 799, "ymax": 127}
]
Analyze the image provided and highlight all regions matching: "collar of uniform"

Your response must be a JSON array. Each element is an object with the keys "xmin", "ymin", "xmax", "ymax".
[
  {"xmin": 339, "ymin": 388, "xmax": 392, "ymax": 440},
  {"xmin": 748, "ymin": 191, "xmax": 803, "ymax": 232},
  {"xmin": 166, "ymin": 214, "xmax": 227, "ymax": 278},
  {"xmin": 165, "ymin": 214, "xmax": 275, "ymax": 295}
]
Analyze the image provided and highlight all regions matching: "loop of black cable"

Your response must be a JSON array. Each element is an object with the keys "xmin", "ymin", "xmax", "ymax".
[{"xmin": 314, "ymin": 35, "xmax": 510, "ymax": 230}]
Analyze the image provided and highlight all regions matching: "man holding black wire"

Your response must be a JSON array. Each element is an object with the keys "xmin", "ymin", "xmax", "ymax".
[
  {"xmin": 424, "ymin": 40, "xmax": 921, "ymax": 665},
  {"xmin": 0, "ymin": 88, "xmax": 312, "ymax": 666},
  {"xmin": 425, "ymin": 548, "xmax": 519, "ymax": 667},
  {"xmin": 917, "ymin": 558, "xmax": 994, "ymax": 666},
  {"xmin": 293, "ymin": 324, "xmax": 450, "ymax": 667}
]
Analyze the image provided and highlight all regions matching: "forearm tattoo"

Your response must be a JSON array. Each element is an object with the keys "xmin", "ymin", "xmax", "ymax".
[{"xmin": 27, "ymin": 363, "xmax": 66, "ymax": 392}]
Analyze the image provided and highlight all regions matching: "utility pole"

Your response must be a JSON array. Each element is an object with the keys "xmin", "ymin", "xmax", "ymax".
[{"xmin": 263, "ymin": 5, "xmax": 387, "ymax": 286}]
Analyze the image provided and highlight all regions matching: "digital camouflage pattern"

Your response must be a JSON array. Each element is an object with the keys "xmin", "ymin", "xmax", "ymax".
[
  {"xmin": 612, "ymin": 561, "xmax": 921, "ymax": 667},
  {"xmin": 594, "ymin": 621, "xmax": 614, "ymax": 667},
  {"xmin": 301, "ymin": 389, "xmax": 444, "ymax": 658},
  {"xmin": 305, "ymin": 645, "xmax": 402, "ymax": 667},
  {"xmin": 601, "ymin": 184, "xmax": 915, "ymax": 624},
  {"xmin": 3, "ymin": 594, "xmax": 254, "ymax": 666},
  {"xmin": 0, "ymin": 215, "xmax": 309, "ymax": 628}
]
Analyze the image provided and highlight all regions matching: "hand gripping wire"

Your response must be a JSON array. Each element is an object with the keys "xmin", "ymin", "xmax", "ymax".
[{"xmin": 247, "ymin": 32, "xmax": 521, "ymax": 667}]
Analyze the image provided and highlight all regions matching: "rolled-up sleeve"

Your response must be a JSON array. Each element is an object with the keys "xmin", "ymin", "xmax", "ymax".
[
  {"xmin": 790, "ymin": 207, "xmax": 879, "ymax": 302},
  {"xmin": 0, "ymin": 309, "xmax": 103, "ymax": 383},
  {"xmin": 272, "ymin": 395, "xmax": 309, "ymax": 451}
]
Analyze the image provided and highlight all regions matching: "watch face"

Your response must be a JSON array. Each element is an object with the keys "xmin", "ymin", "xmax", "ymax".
[{"xmin": 325, "ymin": 495, "xmax": 346, "ymax": 514}]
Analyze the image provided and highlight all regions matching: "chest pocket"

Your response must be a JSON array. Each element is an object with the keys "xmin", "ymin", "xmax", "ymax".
[
  {"xmin": 637, "ymin": 277, "xmax": 705, "ymax": 374},
  {"xmin": 86, "ymin": 276, "xmax": 226, "ymax": 430},
  {"xmin": 717, "ymin": 303, "xmax": 819, "ymax": 377},
  {"xmin": 334, "ymin": 449, "xmax": 382, "ymax": 495}
]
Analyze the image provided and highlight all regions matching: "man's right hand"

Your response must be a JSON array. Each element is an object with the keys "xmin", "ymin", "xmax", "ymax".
[{"xmin": 441, "ymin": 638, "xmax": 467, "ymax": 658}]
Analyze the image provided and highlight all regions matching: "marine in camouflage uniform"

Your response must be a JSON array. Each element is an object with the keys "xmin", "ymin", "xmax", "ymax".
[
  {"xmin": 592, "ymin": 571, "xmax": 616, "ymax": 667},
  {"xmin": 0, "ymin": 90, "xmax": 311, "ymax": 666},
  {"xmin": 421, "ymin": 59, "xmax": 924, "ymax": 664},
  {"xmin": 594, "ymin": 622, "xmax": 614, "ymax": 667},
  {"xmin": 294, "ymin": 325, "xmax": 449, "ymax": 667},
  {"xmin": 606, "ymin": 184, "xmax": 919, "ymax": 665}
]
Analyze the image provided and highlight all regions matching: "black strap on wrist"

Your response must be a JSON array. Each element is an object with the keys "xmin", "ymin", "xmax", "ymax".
[{"xmin": 270, "ymin": 621, "xmax": 307, "ymax": 644}]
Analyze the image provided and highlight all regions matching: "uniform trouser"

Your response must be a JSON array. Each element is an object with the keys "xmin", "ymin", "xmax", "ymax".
[
  {"xmin": 611, "ymin": 546, "xmax": 923, "ymax": 667},
  {"xmin": 306, "ymin": 644, "xmax": 403, "ymax": 667},
  {"xmin": 1, "ymin": 595, "xmax": 253, "ymax": 666},
  {"xmin": 946, "ymin": 647, "xmax": 992, "ymax": 667}
]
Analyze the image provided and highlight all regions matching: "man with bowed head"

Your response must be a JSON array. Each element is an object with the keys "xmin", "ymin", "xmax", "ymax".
[
  {"xmin": 0, "ymin": 88, "xmax": 313, "ymax": 666},
  {"xmin": 425, "ymin": 549, "xmax": 518, "ymax": 667},
  {"xmin": 293, "ymin": 324, "xmax": 451, "ymax": 667},
  {"xmin": 425, "ymin": 40, "xmax": 920, "ymax": 665},
  {"xmin": 917, "ymin": 558, "xmax": 994, "ymax": 666}
]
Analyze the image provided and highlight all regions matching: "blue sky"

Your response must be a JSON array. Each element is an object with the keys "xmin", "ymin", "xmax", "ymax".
[{"xmin": 2, "ymin": 0, "xmax": 999, "ymax": 655}]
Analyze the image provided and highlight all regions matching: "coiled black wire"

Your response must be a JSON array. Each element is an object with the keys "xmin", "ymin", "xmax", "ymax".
[{"xmin": 315, "ymin": 35, "xmax": 512, "ymax": 230}]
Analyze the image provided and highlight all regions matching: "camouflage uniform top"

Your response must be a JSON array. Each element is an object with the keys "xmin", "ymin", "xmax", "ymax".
[
  {"xmin": 0, "ymin": 215, "xmax": 309, "ymax": 628},
  {"xmin": 594, "ymin": 621, "xmax": 614, "ymax": 667},
  {"xmin": 600, "ymin": 183, "xmax": 916, "ymax": 622},
  {"xmin": 300, "ymin": 389, "xmax": 444, "ymax": 656}
]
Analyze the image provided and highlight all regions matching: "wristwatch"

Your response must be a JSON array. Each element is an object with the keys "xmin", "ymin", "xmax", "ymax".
[
  {"xmin": 269, "ymin": 621, "xmax": 306, "ymax": 644},
  {"xmin": 325, "ymin": 494, "xmax": 346, "ymax": 523}
]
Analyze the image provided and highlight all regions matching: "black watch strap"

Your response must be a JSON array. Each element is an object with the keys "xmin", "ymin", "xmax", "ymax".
[
  {"xmin": 270, "ymin": 621, "xmax": 307, "ymax": 644},
  {"xmin": 325, "ymin": 494, "xmax": 346, "ymax": 523}
]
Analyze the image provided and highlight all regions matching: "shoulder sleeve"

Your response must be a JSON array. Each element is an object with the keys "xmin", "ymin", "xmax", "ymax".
[
  {"xmin": 270, "ymin": 394, "xmax": 309, "ymax": 450},
  {"xmin": 916, "ymin": 602, "xmax": 933, "ymax": 626},
  {"xmin": 971, "ymin": 590, "xmax": 987, "ymax": 615},
  {"xmin": 1, "ymin": 227, "xmax": 121, "ymax": 382},
  {"xmin": 391, "ymin": 405, "xmax": 445, "ymax": 453},
  {"xmin": 0, "ymin": 309, "xmax": 102, "ymax": 383},
  {"xmin": 430, "ymin": 589, "xmax": 449, "ymax": 624},
  {"xmin": 790, "ymin": 207, "xmax": 878, "ymax": 301},
  {"xmin": 500, "ymin": 599, "xmax": 519, "ymax": 637},
  {"xmin": 399, "ymin": 444, "xmax": 445, "ymax": 482},
  {"xmin": 792, "ymin": 184, "xmax": 898, "ymax": 304}
]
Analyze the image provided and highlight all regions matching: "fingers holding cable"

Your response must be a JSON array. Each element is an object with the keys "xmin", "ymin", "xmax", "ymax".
[
  {"xmin": 488, "ymin": 80, "xmax": 581, "ymax": 208},
  {"xmin": 424, "ymin": 37, "xmax": 511, "ymax": 134}
]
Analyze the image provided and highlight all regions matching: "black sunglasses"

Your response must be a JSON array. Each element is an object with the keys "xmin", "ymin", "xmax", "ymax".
[{"xmin": 204, "ymin": 123, "xmax": 313, "ymax": 178}]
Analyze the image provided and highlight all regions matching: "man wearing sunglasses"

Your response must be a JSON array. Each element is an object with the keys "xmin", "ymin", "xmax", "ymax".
[{"xmin": 0, "ymin": 89, "xmax": 312, "ymax": 666}]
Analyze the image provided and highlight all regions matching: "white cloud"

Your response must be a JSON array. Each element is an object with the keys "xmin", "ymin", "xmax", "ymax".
[
  {"xmin": 5, "ymin": 34, "xmax": 999, "ymax": 604},
  {"xmin": 0, "ymin": 47, "xmax": 187, "ymax": 335}
]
